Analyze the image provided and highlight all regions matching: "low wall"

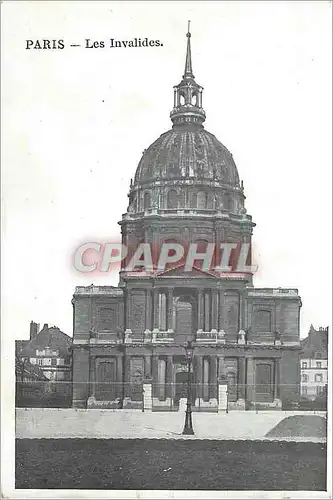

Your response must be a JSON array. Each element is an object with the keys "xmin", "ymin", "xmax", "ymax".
[{"xmin": 16, "ymin": 408, "xmax": 326, "ymax": 441}]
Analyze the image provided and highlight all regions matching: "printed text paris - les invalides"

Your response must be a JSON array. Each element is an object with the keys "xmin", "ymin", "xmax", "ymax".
[{"xmin": 25, "ymin": 38, "xmax": 163, "ymax": 50}]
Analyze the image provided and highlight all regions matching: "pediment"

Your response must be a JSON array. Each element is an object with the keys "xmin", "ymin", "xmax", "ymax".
[{"xmin": 156, "ymin": 263, "xmax": 217, "ymax": 278}]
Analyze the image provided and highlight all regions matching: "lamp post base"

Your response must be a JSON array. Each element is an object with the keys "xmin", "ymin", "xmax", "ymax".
[
  {"xmin": 182, "ymin": 406, "xmax": 195, "ymax": 435},
  {"xmin": 182, "ymin": 426, "xmax": 195, "ymax": 435}
]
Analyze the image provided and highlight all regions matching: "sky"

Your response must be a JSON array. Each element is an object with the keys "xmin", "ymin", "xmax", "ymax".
[{"xmin": 2, "ymin": 0, "xmax": 332, "ymax": 340}]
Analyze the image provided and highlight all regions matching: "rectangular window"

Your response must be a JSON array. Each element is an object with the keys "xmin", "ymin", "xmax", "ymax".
[
  {"xmin": 302, "ymin": 361, "xmax": 307, "ymax": 368},
  {"xmin": 316, "ymin": 362, "xmax": 322, "ymax": 368},
  {"xmin": 316, "ymin": 386, "xmax": 323, "ymax": 396},
  {"xmin": 315, "ymin": 373, "xmax": 323, "ymax": 383},
  {"xmin": 51, "ymin": 358, "xmax": 57, "ymax": 366}
]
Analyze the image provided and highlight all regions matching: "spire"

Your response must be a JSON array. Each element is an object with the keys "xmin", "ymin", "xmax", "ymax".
[
  {"xmin": 183, "ymin": 20, "xmax": 194, "ymax": 79},
  {"xmin": 170, "ymin": 23, "xmax": 206, "ymax": 127}
]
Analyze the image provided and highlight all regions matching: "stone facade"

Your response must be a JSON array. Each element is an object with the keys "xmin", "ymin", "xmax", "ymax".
[{"xmin": 72, "ymin": 28, "xmax": 302, "ymax": 410}]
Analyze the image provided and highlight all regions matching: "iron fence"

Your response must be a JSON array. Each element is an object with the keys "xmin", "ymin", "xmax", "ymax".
[
  {"xmin": 15, "ymin": 380, "xmax": 328, "ymax": 412},
  {"xmin": 15, "ymin": 381, "xmax": 72, "ymax": 408}
]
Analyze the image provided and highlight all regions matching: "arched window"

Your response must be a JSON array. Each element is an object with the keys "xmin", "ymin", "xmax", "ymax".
[
  {"xmin": 191, "ymin": 93, "xmax": 198, "ymax": 105},
  {"xmin": 167, "ymin": 190, "xmax": 178, "ymax": 209},
  {"xmin": 224, "ymin": 194, "xmax": 233, "ymax": 212},
  {"xmin": 144, "ymin": 192, "xmax": 151, "ymax": 210},
  {"xmin": 197, "ymin": 191, "xmax": 207, "ymax": 209},
  {"xmin": 179, "ymin": 94, "xmax": 185, "ymax": 106}
]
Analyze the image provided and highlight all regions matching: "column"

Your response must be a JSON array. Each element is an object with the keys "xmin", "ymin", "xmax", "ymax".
[
  {"xmin": 89, "ymin": 356, "xmax": 96, "ymax": 398},
  {"xmin": 196, "ymin": 356, "xmax": 203, "ymax": 401},
  {"xmin": 157, "ymin": 358, "xmax": 166, "ymax": 400},
  {"xmin": 145, "ymin": 289, "xmax": 152, "ymax": 331},
  {"xmin": 274, "ymin": 358, "xmax": 280, "ymax": 400},
  {"xmin": 166, "ymin": 355, "xmax": 173, "ymax": 399},
  {"xmin": 209, "ymin": 356, "xmax": 218, "ymax": 400},
  {"xmin": 203, "ymin": 358, "xmax": 210, "ymax": 401},
  {"xmin": 239, "ymin": 292, "xmax": 245, "ymax": 330},
  {"xmin": 211, "ymin": 290, "xmax": 218, "ymax": 331},
  {"xmin": 218, "ymin": 356, "xmax": 225, "ymax": 381},
  {"xmin": 167, "ymin": 289, "xmax": 174, "ymax": 331},
  {"xmin": 125, "ymin": 290, "xmax": 132, "ymax": 331},
  {"xmin": 152, "ymin": 355, "xmax": 159, "ymax": 398},
  {"xmin": 237, "ymin": 357, "xmax": 246, "ymax": 406},
  {"xmin": 124, "ymin": 354, "xmax": 131, "ymax": 399},
  {"xmin": 144, "ymin": 355, "xmax": 152, "ymax": 379},
  {"xmin": 246, "ymin": 357, "xmax": 255, "ymax": 404},
  {"xmin": 219, "ymin": 289, "xmax": 225, "ymax": 331},
  {"xmin": 153, "ymin": 289, "xmax": 159, "ymax": 329},
  {"xmin": 116, "ymin": 355, "xmax": 123, "ymax": 400},
  {"xmin": 197, "ymin": 289, "xmax": 204, "ymax": 330},
  {"xmin": 218, "ymin": 356, "xmax": 228, "ymax": 411}
]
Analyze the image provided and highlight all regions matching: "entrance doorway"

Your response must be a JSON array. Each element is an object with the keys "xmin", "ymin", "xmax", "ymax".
[
  {"xmin": 174, "ymin": 371, "xmax": 195, "ymax": 407},
  {"xmin": 173, "ymin": 294, "xmax": 197, "ymax": 343},
  {"xmin": 255, "ymin": 363, "xmax": 274, "ymax": 402}
]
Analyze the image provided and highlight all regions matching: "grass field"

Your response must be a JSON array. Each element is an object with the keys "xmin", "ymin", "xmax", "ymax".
[{"xmin": 16, "ymin": 439, "xmax": 327, "ymax": 490}]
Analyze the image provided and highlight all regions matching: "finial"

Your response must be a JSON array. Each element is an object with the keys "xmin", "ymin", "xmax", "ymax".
[
  {"xmin": 183, "ymin": 20, "xmax": 194, "ymax": 79},
  {"xmin": 187, "ymin": 20, "xmax": 191, "ymax": 37}
]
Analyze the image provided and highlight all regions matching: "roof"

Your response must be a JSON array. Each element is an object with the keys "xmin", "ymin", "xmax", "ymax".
[
  {"xmin": 134, "ymin": 127, "xmax": 240, "ymax": 188},
  {"xmin": 300, "ymin": 325, "xmax": 328, "ymax": 359},
  {"xmin": 19, "ymin": 324, "xmax": 72, "ymax": 358}
]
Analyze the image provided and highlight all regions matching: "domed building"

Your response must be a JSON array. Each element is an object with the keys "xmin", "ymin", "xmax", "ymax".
[{"xmin": 72, "ymin": 27, "xmax": 302, "ymax": 412}]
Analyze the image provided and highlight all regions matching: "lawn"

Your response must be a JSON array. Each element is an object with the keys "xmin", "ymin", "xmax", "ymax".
[{"xmin": 16, "ymin": 439, "xmax": 327, "ymax": 490}]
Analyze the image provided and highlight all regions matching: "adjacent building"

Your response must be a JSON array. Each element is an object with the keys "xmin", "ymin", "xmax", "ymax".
[
  {"xmin": 17, "ymin": 321, "xmax": 72, "ymax": 381},
  {"xmin": 300, "ymin": 325, "xmax": 328, "ymax": 400},
  {"xmin": 15, "ymin": 354, "xmax": 48, "ymax": 383},
  {"xmin": 72, "ymin": 28, "xmax": 302, "ymax": 411}
]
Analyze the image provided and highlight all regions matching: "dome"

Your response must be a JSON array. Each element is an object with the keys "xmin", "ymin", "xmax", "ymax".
[
  {"xmin": 134, "ymin": 124, "xmax": 240, "ymax": 187},
  {"xmin": 125, "ymin": 26, "xmax": 246, "ymax": 217}
]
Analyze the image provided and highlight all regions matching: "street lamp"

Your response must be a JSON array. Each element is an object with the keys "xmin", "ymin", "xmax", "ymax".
[{"xmin": 182, "ymin": 340, "xmax": 195, "ymax": 435}]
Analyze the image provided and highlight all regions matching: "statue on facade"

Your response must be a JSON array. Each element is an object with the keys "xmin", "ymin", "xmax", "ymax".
[
  {"xmin": 89, "ymin": 327, "xmax": 97, "ymax": 339},
  {"xmin": 274, "ymin": 330, "xmax": 282, "ymax": 345},
  {"xmin": 144, "ymin": 329, "xmax": 152, "ymax": 343},
  {"xmin": 244, "ymin": 326, "xmax": 251, "ymax": 344},
  {"xmin": 116, "ymin": 327, "xmax": 124, "ymax": 343},
  {"xmin": 124, "ymin": 329, "xmax": 132, "ymax": 343},
  {"xmin": 238, "ymin": 329, "xmax": 246, "ymax": 344}
]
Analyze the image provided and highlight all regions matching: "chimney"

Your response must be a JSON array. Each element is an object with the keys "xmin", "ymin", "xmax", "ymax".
[{"xmin": 29, "ymin": 320, "xmax": 39, "ymax": 340}]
